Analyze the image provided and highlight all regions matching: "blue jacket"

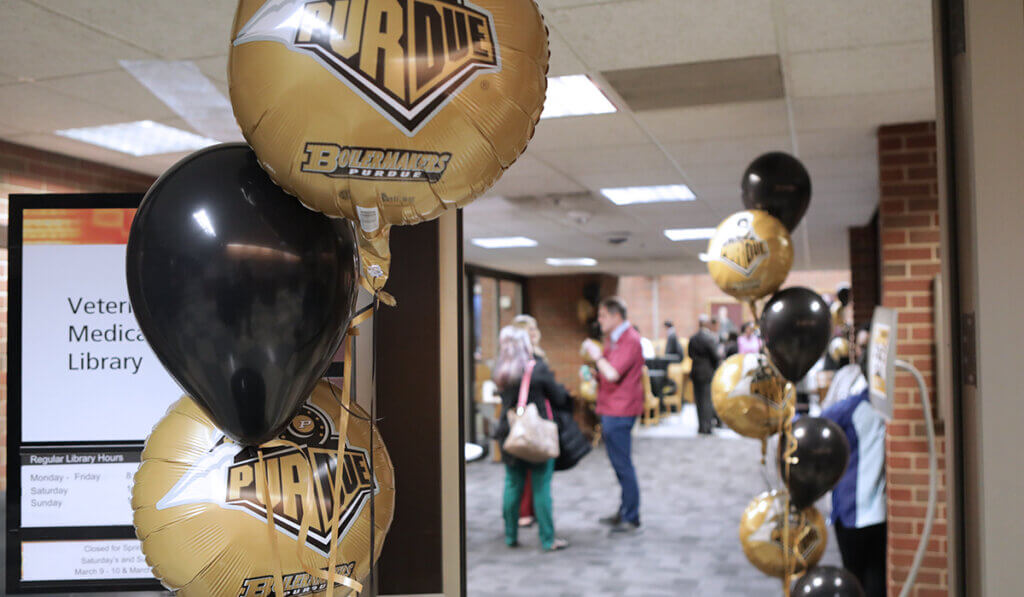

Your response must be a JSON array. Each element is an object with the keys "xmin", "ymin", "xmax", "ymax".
[{"xmin": 821, "ymin": 388, "xmax": 887, "ymax": 528}]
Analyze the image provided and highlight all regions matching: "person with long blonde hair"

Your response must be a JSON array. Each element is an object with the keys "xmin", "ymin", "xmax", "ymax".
[{"xmin": 492, "ymin": 326, "xmax": 570, "ymax": 551}]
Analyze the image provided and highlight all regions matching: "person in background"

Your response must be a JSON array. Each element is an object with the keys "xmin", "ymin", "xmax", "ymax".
[
  {"xmin": 493, "ymin": 326, "xmax": 571, "ymax": 552},
  {"xmin": 717, "ymin": 306, "xmax": 737, "ymax": 343},
  {"xmin": 581, "ymin": 297, "xmax": 644, "ymax": 534},
  {"xmin": 737, "ymin": 322, "xmax": 761, "ymax": 354},
  {"xmin": 688, "ymin": 314, "xmax": 721, "ymax": 435},
  {"xmin": 511, "ymin": 314, "xmax": 546, "ymax": 529},
  {"xmin": 820, "ymin": 327, "xmax": 885, "ymax": 596},
  {"xmin": 663, "ymin": 320, "xmax": 683, "ymax": 361},
  {"xmin": 723, "ymin": 331, "xmax": 739, "ymax": 358}
]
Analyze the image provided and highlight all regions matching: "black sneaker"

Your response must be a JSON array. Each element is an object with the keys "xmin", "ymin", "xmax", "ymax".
[
  {"xmin": 598, "ymin": 513, "xmax": 621, "ymax": 526},
  {"xmin": 609, "ymin": 520, "xmax": 641, "ymax": 534}
]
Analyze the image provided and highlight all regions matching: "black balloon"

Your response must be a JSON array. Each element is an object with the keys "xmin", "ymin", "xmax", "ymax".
[
  {"xmin": 837, "ymin": 285, "xmax": 851, "ymax": 306},
  {"xmin": 780, "ymin": 417, "xmax": 850, "ymax": 510},
  {"xmin": 742, "ymin": 152, "xmax": 812, "ymax": 231},
  {"xmin": 793, "ymin": 566, "xmax": 866, "ymax": 597},
  {"xmin": 126, "ymin": 144, "xmax": 359, "ymax": 445},
  {"xmin": 761, "ymin": 287, "xmax": 832, "ymax": 382}
]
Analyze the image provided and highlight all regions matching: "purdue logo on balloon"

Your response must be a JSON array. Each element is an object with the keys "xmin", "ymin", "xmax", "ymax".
[
  {"xmin": 739, "ymin": 491, "xmax": 826, "ymax": 579},
  {"xmin": 229, "ymin": 0, "xmax": 549, "ymax": 292},
  {"xmin": 706, "ymin": 210, "xmax": 793, "ymax": 301},
  {"xmin": 234, "ymin": 0, "xmax": 501, "ymax": 135},
  {"xmin": 712, "ymin": 353, "xmax": 795, "ymax": 440},
  {"xmin": 133, "ymin": 383, "xmax": 395, "ymax": 596}
]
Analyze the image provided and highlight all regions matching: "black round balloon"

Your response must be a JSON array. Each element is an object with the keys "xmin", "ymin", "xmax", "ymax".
[
  {"xmin": 761, "ymin": 287, "xmax": 831, "ymax": 382},
  {"xmin": 779, "ymin": 417, "xmax": 850, "ymax": 510},
  {"xmin": 741, "ymin": 152, "xmax": 812, "ymax": 231},
  {"xmin": 126, "ymin": 143, "xmax": 359, "ymax": 446},
  {"xmin": 793, "ymin": 566, "xmax": 866, "ymax": 597},
  {"xmin": 837, "ymin": 285, "xmax": 851, "ymax": 307}
]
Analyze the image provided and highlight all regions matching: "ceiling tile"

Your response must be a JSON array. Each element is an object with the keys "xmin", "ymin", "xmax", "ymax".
[
  {"xmin": 0, "ymin": 0, "xmax": 155, "ymax": 80},
  {"xmin": 573, "ymin": 166, "xmax": 687, "ymax": 194},
  {"xmin": 545, "ymin": 31, "xmax": 589, "ymax": 77},
  {"xmin": 193, "ymin": 54, "xmax": 229, "ymax": 84},
  {"xmin": 545, "ymin": 0, "xmax": 776, "ymax": 71},
  {"xmin": 783, "ymin": 0, "xmax": 932, "ymax": 52},
  {"xmin": 665, "ymin": 135, "xmax": 792, "ymax": 167},
  {"xmin": 36, "ymin": 0, "xmax": 237, "ymax": 60},
  {"xmin": 529, "ymin": 113, "xmax": 649, "ymax": 152},
  {"xmin": 788, "ymin": 42, "xmax": 935, "ymax": 98},
  {"xmin": 485, "ymin": 154, "xmax": 585, "ymax": 197},
  {"xmin": 0, "ymin": 83, "xmax": 133, "ymax": 133},
  {"xmin": 36, "ymin": 70, "xmax": 178, "ymax": 121},
  {"xmin": 637, "ymin": 100, "xmax": 790, "ymax": 143},
  {"xmin": 792, "ymin": 90, "xmax": 936, "ymax": 132},
  {"xmin": 535, "ymin": 143, "xmax": 674, "ymax": 179}
]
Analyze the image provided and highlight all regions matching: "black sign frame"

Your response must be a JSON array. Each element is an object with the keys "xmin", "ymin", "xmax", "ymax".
[{"xmin": 5, "ymin": 193, "xmax": 164, "ymax": 594}]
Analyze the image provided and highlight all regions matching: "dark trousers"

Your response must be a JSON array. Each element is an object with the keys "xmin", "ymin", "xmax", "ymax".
[
  {"xmin": 693, "ymin": 380, "xmax": 714, "ymax": 434},
  {"xmin": 601, "ymin": 415, "xmax": 640, "ymax": 524},
  {"xmin": 834, "ymin": 520, "xmax": 886, "ymax": 597}
]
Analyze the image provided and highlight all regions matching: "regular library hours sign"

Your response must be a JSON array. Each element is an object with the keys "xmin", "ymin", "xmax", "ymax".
[{"xmin": 7, "ymin": 194, "xmax": 181, "ymax": 594}]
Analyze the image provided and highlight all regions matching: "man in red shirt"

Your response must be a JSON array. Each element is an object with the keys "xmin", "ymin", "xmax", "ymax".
[{"xmin": 582, "ymin": 297, "xmax": 644, "ymax": 533}]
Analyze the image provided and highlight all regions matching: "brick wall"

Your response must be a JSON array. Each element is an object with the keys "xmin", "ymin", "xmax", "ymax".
[
  {"xmin": 524, "ymin": 274, "xmax": 617, "ymax": 385},
  {"xmin": 877, "ymin": 122, "xmax": 948, "ymax": 596},
  {"xmin": 619, "ymin": 270, "xmax": 852, "ymax": 341},
  {"xmin": 849, "ymin": 213, "xmax": 881, "ymax": 329},
  {"xmin": 0, "ymin": 140, "xmax": 155, "ymax": 492}
]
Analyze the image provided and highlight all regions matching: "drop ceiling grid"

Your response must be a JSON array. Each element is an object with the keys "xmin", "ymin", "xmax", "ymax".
[
  {"xmin": 0, "ymin": 0, "xmax": 157, "ymax": 81},
  {"xmin": 32, "ymin": 0, "xmax": 238, "ymax": 61}
]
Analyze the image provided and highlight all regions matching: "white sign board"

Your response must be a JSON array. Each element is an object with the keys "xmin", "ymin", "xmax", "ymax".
[
  {"xmin": 7, "ymin": 196, "xmax": 179, "ymax": 594},
  {"xmin": 867, "ymin": 306, "xmax": 899, "ymax": 420}
]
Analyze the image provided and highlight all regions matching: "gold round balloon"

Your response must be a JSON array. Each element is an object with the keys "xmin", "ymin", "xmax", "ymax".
[
  {"xmin": 706, "ymin": 210, "xmax": 793, "ymax": 301},
  {"xmin": 133, "ymin": 381, "xmax": 394, "ymax": 596},
  {"xmin": 739, "ymin": 491, "xmax": 827, "ymax": 579},
  {"xmin": 828, "ymin": 336, "xmax": 850, "ymax": 362},
  {"xmin": 228, "ymin": 0, "xmax": 550, "ymax": 292},
  {"xmin": 711, "ymin": 353, "xmax": 795, "ymax": 439}
]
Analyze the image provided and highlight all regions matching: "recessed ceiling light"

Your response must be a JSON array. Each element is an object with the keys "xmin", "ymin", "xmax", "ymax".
[
  {"xmin": 546, "ymin": 257, "xmax": 597, "ymax": 267},
  {"xmin": 541, "ymin": 75, "xmax": 617, "ymax": 119},
  {"xmin": 471, "ymin": 236, "xmax": 538, "ymax": 249},
  {"xmin": 664, "ymin": 227, "xmax": 717, "ymax": 241},
  {"xmin": 600, "ymin": 184, "xmax": 697, "ymax": 206},
  {"xmin": 55, "ymin": 120, "xmax": 218, "ymax": 156}
]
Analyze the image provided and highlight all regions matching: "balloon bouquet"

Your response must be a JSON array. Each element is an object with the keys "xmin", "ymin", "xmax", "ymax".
[
  {"xmin": 126, "ymin": 1, "xmax": 549, "ymax": 595},
  {"xmin": 704, "ymin": 153, "xmax": 863, "ymax": 596}
]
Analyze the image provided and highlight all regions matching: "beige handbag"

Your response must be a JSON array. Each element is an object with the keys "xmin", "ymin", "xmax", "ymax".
[{"xmin": 502, "ymin": 361, "xmax": 560, "ymax": 463}]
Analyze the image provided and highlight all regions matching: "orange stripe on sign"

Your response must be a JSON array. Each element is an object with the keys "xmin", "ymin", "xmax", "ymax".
[{"xmin": 23, "ymin": 208, "xmax": 136, "ymax": 245}]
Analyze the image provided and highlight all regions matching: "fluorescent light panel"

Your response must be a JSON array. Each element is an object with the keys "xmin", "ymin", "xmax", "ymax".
[
  {"xmin": 664, "ymin": 227, "xmax": 716, "ymax": 241},
  {"xmin": 55, "ymin": 120, "xmax": 218, "ymax": 156},
  {"xmin": 546, "ymin": 258, "xmax": 597, "ymax": 267},
  {"xmin": 601, "ymin": 184, "xmax": 696, "ymax": 206},
  {"xmin": 541, "ymin": 75, "xmax": 617, "ymax": 119},
  {"xmin": 471, "ymin": 236, "xmax": 538, "ymax": 249}
]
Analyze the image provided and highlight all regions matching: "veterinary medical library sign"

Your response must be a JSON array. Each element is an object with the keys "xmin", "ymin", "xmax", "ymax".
[{"xmin": 7, "ymin": 194, "xmax": 179, "ymax": 593}]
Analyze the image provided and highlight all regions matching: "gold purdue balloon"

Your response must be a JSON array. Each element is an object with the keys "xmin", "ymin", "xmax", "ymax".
[
  {"xmin": 711, "ymin": 353, "xmax": 795, "ymax": 440},
  {"xmin": 228, "ymin": 0, "xmax": 549, "ymax": 292},
  {"xmin": 828, "ymin": 336, "xmax": 850, "ymax": 362},
  {"xmin": 739, "ymin": 491, "xmax": 826, "ymax": 579},
  {"xmin": 706, "ymin": 210, "xmax": 793, "ymax": 301},
  {"xmin": 132, "ymin": 381, "xmax": 394, "ymax": 596}
]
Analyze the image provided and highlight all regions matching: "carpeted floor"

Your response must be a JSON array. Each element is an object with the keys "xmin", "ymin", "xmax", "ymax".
[{"xmin": 465, "ymin": 406, "xmax": 841, "ymax": 597}]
